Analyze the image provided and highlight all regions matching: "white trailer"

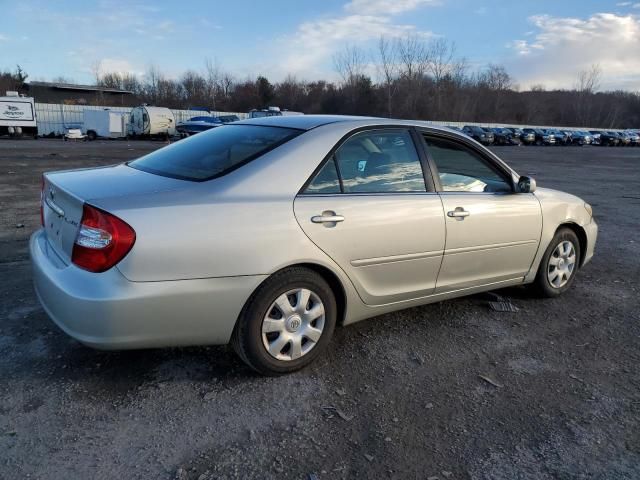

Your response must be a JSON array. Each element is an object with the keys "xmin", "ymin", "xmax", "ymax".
[
  {"xmin": 0, "ymin": 91, "xmax": 38, "ymax": 138},
  {"xmin": 128, "ymin": 105, "xmax": 176, "ymax": 138},
  {"xmin": 83, "ymin": 109, "xmax": 128, "ymax": 140}
]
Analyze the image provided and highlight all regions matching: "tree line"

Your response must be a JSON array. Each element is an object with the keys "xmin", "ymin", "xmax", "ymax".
[{"xmin": 4, "ymin": 35, "xmax": 640, "ymax": 128}]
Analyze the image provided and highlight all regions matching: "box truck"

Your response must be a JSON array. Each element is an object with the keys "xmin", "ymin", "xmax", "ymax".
[
  {"xmin": 83, "ymin": 109, "xmax": 128, "ymax": 140},
  {"xmin": 0, "ymin": 91, "xmax": 37, "ymax": 138}
]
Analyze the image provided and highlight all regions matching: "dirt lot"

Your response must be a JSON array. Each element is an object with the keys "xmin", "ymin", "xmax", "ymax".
[{"xmin": 1, "ymin": 139, "xmax": 639, "ymax": 480}]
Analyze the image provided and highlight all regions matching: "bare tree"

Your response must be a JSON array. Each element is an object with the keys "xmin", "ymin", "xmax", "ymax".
[
  {"xmin": 575, "ymin": 64, "xmax": 602, "ymax": 93},
  {"xmin": 333, "ymin": 45, "xmax": 367, "ymax": 87},
  {"xmin": 376, "ymin": 36, "xmax": 399, "ymax": 117},
  {"xmin": 204, "ymin": 57, "xmax": 221, "ymax": 110},
  {"xmin": 277, "ymin": 74, "xmax": 305, "ymax": 110},
  {"xmin": 181, "ymin": 70, "xmax": 208, "ymax": 107},
  {"xmin": 121, "ymin": 73, "xmax": 142, "ymax": 95},
  {"xmin": 427, "ymin": 38, "xmax": 456, "ymax": 83},
  {"xmin": 426, "ymin": 38, "xmax": 458, "ymax": 118},
  {"xmin": 144, "ymin": 64, "xmax": 162, "ymax": 105},
  {"xmin": 90, "ymin": 60, "xmax": 102, "ymax": 86},
  {"xmin": 481, "ymin": 64, "xmax": 513, "ymax": 91},
  {"xmin": 100, "ymin": 72, "xmax": 123, "ymax": 89},
  {"xmin": 574, "ymin": 64, "xmax": 602, "ymax": 125},
  {"xmin": 395, "ymin": 34, "xmax": 430, "ymax": 81}
]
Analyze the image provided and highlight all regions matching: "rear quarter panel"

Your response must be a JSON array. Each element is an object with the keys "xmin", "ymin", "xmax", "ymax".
[{"xmin": 93, "ymin": 125, "xmax": 363, "ymax": 291}]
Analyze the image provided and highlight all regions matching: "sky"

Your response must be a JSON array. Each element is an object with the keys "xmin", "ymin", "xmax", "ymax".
[{"xmin": 1, "ymin": 0, "xmax": 639, "ymax": 91}]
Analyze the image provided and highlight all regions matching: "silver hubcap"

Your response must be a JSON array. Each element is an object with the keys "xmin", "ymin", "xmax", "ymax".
[
  {"xmin": 261, "ymin": 288, "xmax": 325, "ymax": 361},
  {"xmin": 547, "ymin": 240, "xmax": 576, "ymax": 288}
]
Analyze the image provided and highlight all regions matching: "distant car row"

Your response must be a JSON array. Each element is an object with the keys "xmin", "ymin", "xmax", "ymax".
[
  {"xmin": 452, "ymin": 125, "xmax": 640, "ymax": 147},
  {"xmin": 176, "ymin": 114, "xmax": 240, "ymax": 137},
  {"xmin": 176, "ymin": 106, "xmax": 303, "ymax": 137}
]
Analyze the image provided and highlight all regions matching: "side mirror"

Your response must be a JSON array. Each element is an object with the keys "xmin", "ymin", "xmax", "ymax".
[{"xmin": 518, "ymin": 176, "xmax": 536, "ymax": 193}]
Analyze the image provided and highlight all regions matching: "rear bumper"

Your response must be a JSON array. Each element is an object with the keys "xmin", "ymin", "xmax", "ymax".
[{"xmin": 30, "ymin": 229, "xmax": 265, "ymax": 350}]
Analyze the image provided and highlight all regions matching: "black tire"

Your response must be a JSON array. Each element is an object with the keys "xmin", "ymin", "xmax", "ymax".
[
  {"xmin": 231, "ymin": 267, "xmax": 337, "ymax": 376},
  {"xmin": 87, "ymin": 131, "xmax": 97, "ymax": 141},
  {"xmin": 530, "ymin": 228, "xmax": 581, "ymax": 298}
]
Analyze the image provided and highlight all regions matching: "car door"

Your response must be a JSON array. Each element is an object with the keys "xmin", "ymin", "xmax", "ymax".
[
  {"xmin": 419, "ymin": 133, "xmax": 542, "ymax": 293},
  {"xmin": 294, "ymin": 128, "xmax": 446, "ymax": 306}
]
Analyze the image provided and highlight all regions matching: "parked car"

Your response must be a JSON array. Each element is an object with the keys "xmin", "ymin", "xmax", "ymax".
[
  {"xmin": 176, "ymin": 116, "xmax": 223, "ymax": 137},
  {"xmin": 589, "ymin": 131, "xmax": 618, "ymax": 146},
  {"xmin": 32, "ymin": 115, "xmax": 597, "ymax": 375},
  {"xmin": 509, "ymin": 127, "xmax": 535, "ymax": 145},
  {"xmin": 249, "ymin": 107, "xmax": 303, "ymax": 118},
  {"xmin": 543, "ymin": 129, "xmax": 571, "ymax": 145},
  {"xmin": 624, "ymin": 130, "xmax": 640, "ymax": 145},
  {"xmin": 491, "ymin": 127, "xmax": 519, "ymax": 146},
  {"xmin": 616, "ymin": 131, "xmax": 632, "ymax": 146},
  {"xmin": 63, "ymin": 128, "xmax": 87, "ymax": 141},
  {"xmin": 523, "ymin": 128, "xmax": 555, "ymax": 145},
  {"xmin": 566, "ymin": 130, "xmax": 592, "ymax": 146},
  {"xmin": 218, "ymin": 115, "xmax": 240, "ymax": 124},
  {"xmin": 249, "ymin": 107, "xmax": 283, "ymax": 118},
  {"xmin": 462, "ymin": 125, "xmax": 494, "ymax": 145}
]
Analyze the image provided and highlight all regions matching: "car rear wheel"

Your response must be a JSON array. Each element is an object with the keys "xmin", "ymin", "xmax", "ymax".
[
  {"xmin": 530, "ymin": 228, "xmax": 580, "ymax": 297},
  {"xmin": 232, "ymin": 267, "xmax": 337, "ymax": 375}
]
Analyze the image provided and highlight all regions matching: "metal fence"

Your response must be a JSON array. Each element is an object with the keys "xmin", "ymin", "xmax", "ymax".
[
  {"xmin": 35, "ymin": 103, "xmax": 248, "ymax": 136},
  {"xmin": 33, "ymin": 103, "xmax": 630, "ymax": 136}
]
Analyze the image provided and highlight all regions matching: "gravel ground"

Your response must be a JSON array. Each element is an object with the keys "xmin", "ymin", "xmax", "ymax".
[{"xmin": 0, "ymin": 139, "xmax": 639, "ymax": 480}]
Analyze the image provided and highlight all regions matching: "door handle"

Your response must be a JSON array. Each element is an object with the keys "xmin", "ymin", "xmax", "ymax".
[
  {"xmin": 311, "ymin": 211, "xmax": 344, "ymax": 226},
  {"xmin": 311, "ymin": 215, "xmax": 344, "ymax": 223},
  {"xmin": 447, "ymin": 208, "xmax": 470, "ymax": 219}
]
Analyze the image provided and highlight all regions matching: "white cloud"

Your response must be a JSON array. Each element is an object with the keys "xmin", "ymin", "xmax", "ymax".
[
  {"xmin": 617, "ymin": 1, "xmax": 631, "ymax": 5},
  {"xmin": 99, "ymin": 58, "xmax": 144, "ymax": 77},
  {"xmin": 345, "ymin": 0, "xmax": 439, "ymax": 15},
  {"xmin": 277, "ymin": 1, "xmax": 437, "ymax": 78},
  {"xmin": 0, "ymin": 34, "xmax": 7, "ymax": 41},
  {"xmin": 506, "ymin": 13, "xmax": 640, "ymax": 90}
]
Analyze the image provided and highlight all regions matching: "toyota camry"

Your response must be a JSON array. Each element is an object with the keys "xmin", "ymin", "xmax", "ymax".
[{"xmin": 31, "ymin": 115, "xmax": 598, "ymax": 375}]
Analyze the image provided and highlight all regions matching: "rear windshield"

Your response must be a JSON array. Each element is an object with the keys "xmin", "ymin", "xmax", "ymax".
[{"xmin": 129, "ymin": 125, "xmax": 301, "ymax": 181}]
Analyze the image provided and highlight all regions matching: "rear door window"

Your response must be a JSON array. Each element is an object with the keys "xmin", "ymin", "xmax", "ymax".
[
  {"xmin": 129, "ymin": 125, "xmax": 301, "ymax": 181},
  {"xmin": 306, "ymin": 129, "xmax": 427, "ymax": 194}
]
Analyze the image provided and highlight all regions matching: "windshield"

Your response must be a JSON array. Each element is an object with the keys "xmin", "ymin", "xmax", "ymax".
[{"xmin": 129, "ymin": 124, "xmax": 302, "ymax": 181}]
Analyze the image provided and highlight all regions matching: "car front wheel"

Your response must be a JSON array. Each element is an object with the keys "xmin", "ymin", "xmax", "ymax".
[
  {"xmin": 531, "ymin": 228, "xmax": 581, "ymax": 297},
  {"xmin": 232, "ymin": 267, "xmax": 337, "ymax": 375}
]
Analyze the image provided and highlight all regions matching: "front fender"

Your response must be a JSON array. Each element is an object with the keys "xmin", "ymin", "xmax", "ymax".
[{"xmin": 524, "ymin": 188, "xmax": 596, "ymax": 282}]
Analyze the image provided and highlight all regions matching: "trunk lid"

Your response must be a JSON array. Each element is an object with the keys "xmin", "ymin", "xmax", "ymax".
[{"xmin": 42, "ymin": 164, "xmax": 190, "ymax": 263}]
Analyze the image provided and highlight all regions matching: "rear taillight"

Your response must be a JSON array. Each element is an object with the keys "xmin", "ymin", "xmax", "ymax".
[
  {"xmin": 72, "ymin": 204, "xmax": 136, "ymax": 273},
  {"xmin": 40, "ymin": 175, "xmax": 44, "ymax": 227}
]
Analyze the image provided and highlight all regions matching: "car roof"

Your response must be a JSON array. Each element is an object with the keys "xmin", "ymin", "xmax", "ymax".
[
  {"xmin": 233, "ymin": 114, "xmax": 462, "ymax": 134},
  {"xmin": 235, "ymin": 114, "xmax": 378, "ymax": 130}
]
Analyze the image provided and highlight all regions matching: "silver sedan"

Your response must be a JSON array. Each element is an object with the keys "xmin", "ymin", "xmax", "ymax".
[{"xmin": 31, "ymin": 115, "xmax": 598, "ymax": 375}]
